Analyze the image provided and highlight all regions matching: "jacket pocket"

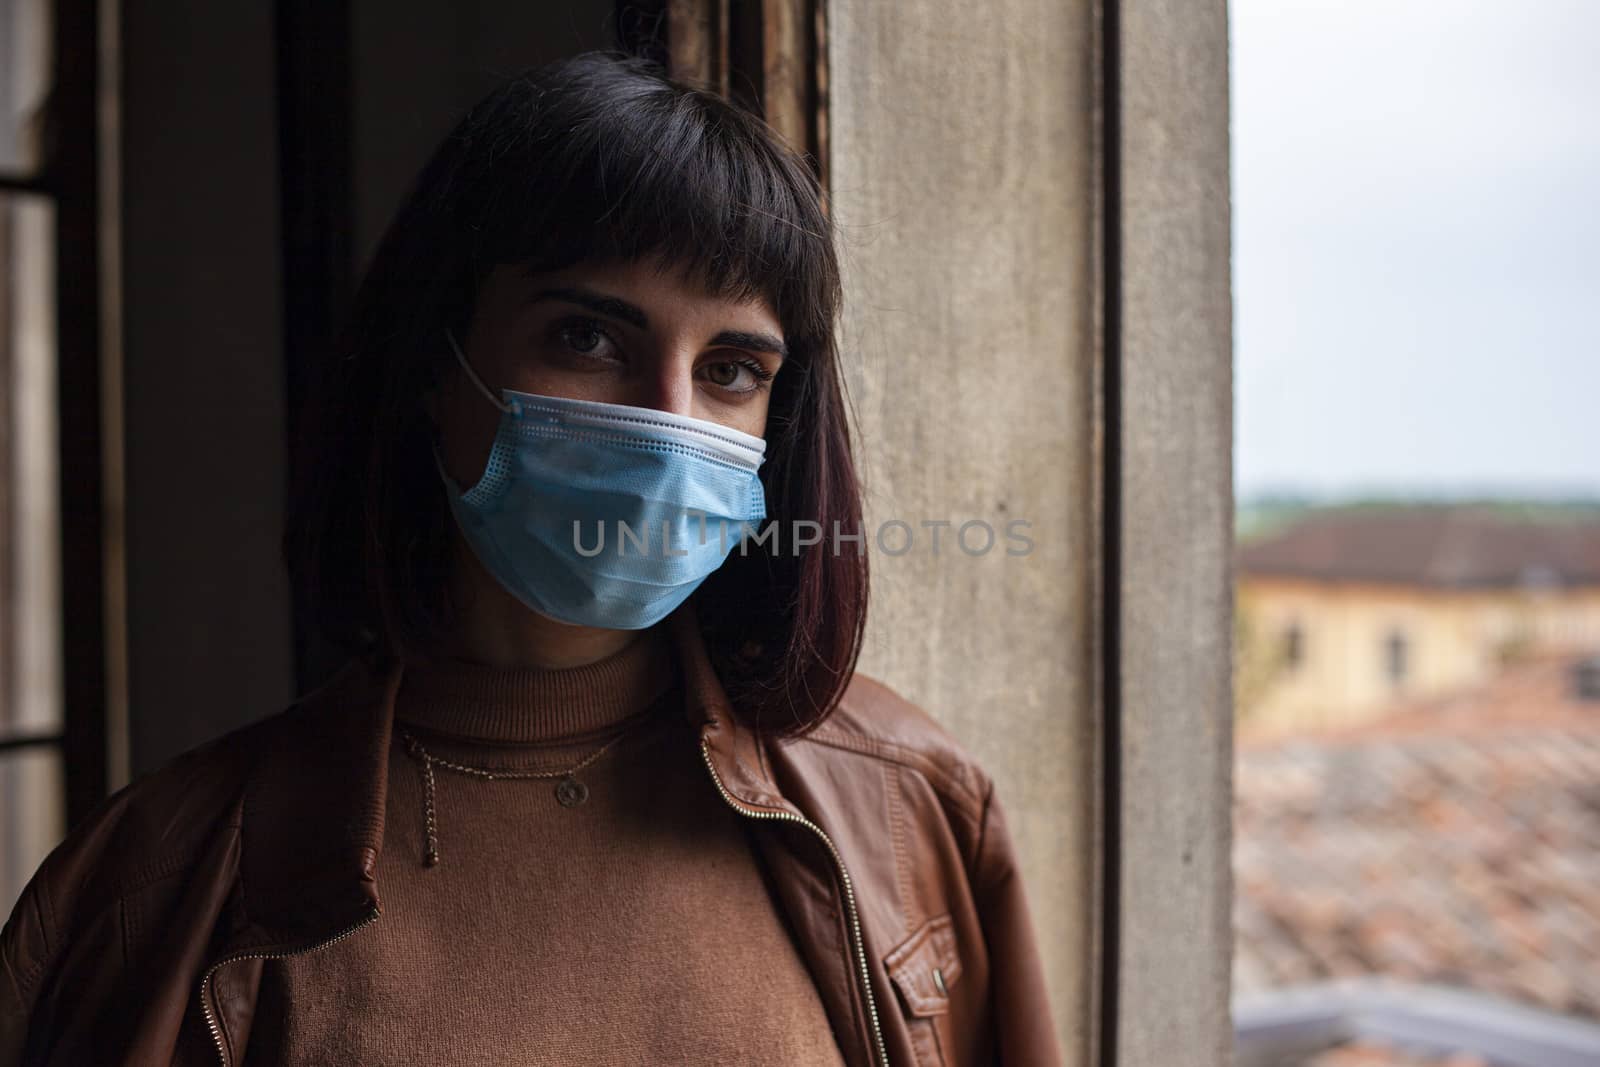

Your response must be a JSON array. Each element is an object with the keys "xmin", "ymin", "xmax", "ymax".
[{"xmin": 884, "ymin": 913, "xmax": 963, "ymax": 1066}]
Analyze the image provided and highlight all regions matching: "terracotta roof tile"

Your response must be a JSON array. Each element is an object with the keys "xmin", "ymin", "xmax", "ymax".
[
  {"xmin": 1234, "ymin": 655, "xmax": 1600, "ymax": 1023},
  {"xmin": 1305, "ymin": 1044, "xmax": 1490, "ymax": 1067}
]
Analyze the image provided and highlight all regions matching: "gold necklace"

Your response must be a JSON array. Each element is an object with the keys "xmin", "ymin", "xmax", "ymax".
[{"xmin": 398, "ymin": 719, "xmax": 650, "ymax": 867}]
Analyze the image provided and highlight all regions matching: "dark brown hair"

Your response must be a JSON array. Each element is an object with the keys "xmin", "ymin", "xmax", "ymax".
[{"xmin": 284, "ymin": 51, "xmax": 867, "ymax": 737}]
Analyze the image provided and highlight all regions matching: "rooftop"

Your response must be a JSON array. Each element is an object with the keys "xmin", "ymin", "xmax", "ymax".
[
  {"xmin": 1234, "ymin": 654, "xmax": 1600, "ymax": 1025},
  {"xmin": 1236, "ymin": 506, "xmax": 1600, "ymax": 589}
]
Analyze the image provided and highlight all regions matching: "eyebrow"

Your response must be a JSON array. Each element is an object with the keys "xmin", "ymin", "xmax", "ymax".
[
  {"xmin": 529, "ymin": 286, "xmax": 649, "ymax": 329},
  {"xmin": 528, "ymin": 286, "xmax": 788, "ymax": 360},
  {"xmin": 709, "ymin": 329, "xmax": 789, "ymax": 360}
]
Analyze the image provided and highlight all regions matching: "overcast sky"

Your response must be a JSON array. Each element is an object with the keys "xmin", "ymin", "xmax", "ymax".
[{"xmin": 1231, "ymin": 0, "xmax": 1599, "ymax": 500}]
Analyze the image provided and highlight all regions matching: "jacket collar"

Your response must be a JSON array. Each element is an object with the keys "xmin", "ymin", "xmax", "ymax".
[
  {"xmin": 237, "ymin": 603, "xmax": 793, "ymax": 947},
  {"xmin": 238, "ymin": 656, "xmax": 399, "ymax": 944},
  {"xmin": 665, "ymin": 603, "xmax": 797, "ymax": 815}
]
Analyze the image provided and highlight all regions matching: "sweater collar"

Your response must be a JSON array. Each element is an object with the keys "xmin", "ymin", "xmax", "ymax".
[{"xmin": 393, "ymin": 625, "xmax": 677, "ymax": 743}]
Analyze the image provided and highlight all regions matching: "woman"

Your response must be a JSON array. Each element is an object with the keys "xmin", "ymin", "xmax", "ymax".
[{"xmin": 0, "ymin": 52, "xmax": 1059, "ymax": 1066}]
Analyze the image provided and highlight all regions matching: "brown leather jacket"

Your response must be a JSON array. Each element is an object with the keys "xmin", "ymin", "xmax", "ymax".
[{"xmin": 1, "ymin": 610, "xmax": 1062, "ymax": 1066}]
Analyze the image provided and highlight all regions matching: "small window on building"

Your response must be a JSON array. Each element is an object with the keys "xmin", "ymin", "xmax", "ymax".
[
  {"xmin": 1574, "ymin": 657, "xmax": 1600, "ymax": 703},
  {"xmin": 1384, "ymin": 629, "xmax": 1409, "ymax": 685},
  {"xmin": 1283, "ymin": 622, "xmax": 1304, "ymax": 670}
]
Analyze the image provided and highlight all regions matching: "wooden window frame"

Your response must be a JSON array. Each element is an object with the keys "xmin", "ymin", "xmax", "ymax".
[{"xmin": 0, "ymin": 0, "xmax": 116, "ymax": 834}]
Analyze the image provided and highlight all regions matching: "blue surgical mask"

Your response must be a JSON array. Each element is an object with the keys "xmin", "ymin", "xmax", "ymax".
[{"xmin": 438, "ymin": 332, "xmax": 769, "ymax": 630}]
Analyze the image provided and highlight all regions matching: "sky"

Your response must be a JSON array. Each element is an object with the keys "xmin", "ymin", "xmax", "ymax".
[{"xmin": 1231, "ymin": 0, "xmax": 1600, "ymax": 500}]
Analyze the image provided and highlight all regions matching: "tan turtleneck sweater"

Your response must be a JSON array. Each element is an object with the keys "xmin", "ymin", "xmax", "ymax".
[{"xmin": 249, "ymin": 626, "xmax": 847, "ymax": 1065}]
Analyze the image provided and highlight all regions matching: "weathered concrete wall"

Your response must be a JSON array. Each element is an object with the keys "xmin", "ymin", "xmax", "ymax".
[
  {"xmin": 1116, "ymin": 0, "xmax": 1234, "ymax": 1064},
  {"xmin": 828, "ymin": 3, "xmax": 1099, "ymax": 1060}
]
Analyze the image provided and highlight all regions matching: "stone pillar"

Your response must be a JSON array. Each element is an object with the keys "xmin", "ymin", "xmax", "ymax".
[
  {"xmin": 828, "ymin": 1, "xmax": 1234, "ymax": 1062},
  {"xmin": 829, "ymin": 1, "xmax": 1101, "ymax": 1058}
]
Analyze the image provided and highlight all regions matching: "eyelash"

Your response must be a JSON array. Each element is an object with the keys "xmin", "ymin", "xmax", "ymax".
[
  {"xmin": 551, "ymin": 317, "xmax": 621, "ymax": 358},
  {"xmin": 549, "ymin": 316, "xmax": 775, "ymax": 392},
  {"xmin": 726, "ymin": 357, "xmax": 776, "ymax": 385}
]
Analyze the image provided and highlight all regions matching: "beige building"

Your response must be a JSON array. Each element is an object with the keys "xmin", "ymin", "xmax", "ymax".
[{"xmin": 1236, "ymin": 507, "xmax": 1600, "ymax": 735}]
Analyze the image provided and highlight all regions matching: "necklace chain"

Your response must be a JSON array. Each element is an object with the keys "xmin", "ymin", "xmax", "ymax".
[{"xmin": 398, "ymin": 718, "xmax": 651, "ymax": 868}]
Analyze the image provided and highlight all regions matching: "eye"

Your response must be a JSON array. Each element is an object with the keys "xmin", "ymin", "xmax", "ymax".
[
  {"xmin": 701, "ymin": 357, "xmax": 775, "ymax": 395},
  {"xmin": 557, "ymin": 321, "xmax": 609, "ymax": 355},
  {"xmin": 543, "ymin": 315, "xmax": 624, "ymax": 365}
]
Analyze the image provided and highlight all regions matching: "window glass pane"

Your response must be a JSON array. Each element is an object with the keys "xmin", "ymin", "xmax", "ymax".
[
  {"xmin": 1232, "ymin": 3, "xmax": 1600, "ymax": 1063},
  {"xmin": 0, "ymin": 746, "xmax": 63, "ymax": 916},
  {"xmin": 0, "ymin": 0, "xmax": 51, "ymax": 174},
  {"xmin": 1, "ymin": 193, "xmax": 61, "ymax": 740}
]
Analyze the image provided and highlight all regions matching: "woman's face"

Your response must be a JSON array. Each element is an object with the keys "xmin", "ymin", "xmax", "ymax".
[{"xmin": 435, "ymin": 256, "xmax": 787, "ymax": 490}]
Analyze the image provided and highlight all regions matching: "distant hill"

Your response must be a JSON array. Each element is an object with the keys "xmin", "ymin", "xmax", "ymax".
[{"xmin": 1236, "ymin": 493, "xmax": 1600, "ymax": 545}]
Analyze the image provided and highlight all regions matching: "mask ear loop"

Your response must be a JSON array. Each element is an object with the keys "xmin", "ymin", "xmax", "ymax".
[{"xmin": 446, "ymin": 330, "xmax": 517, "ymax": 416}]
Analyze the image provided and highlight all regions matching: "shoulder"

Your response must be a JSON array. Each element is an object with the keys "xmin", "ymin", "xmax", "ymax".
[
  {"xmin": 0, "ymin": 724, "xmax": 245, "ymax": 1016},
  {"xmin": 1, "ymin": 682, "xmax": 340, "ymax": 987},
  {"xmin": 26, "ymin": 720, "xmax": 263, "ymax": 909},
  {"xmin": 790, "ymin": 672, "xmax": 994, "ymax": 823},
  {"xmin": 20, "ymin": 658, "xmax": 387, "ymax": 908}
]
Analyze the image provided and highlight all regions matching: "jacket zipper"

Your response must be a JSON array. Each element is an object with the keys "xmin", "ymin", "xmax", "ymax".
[
  {"xmin": 199, "ymin": 905, "xmax": 381, "ymax": 1066},
  {"xmin": 699, "ymin": 739, "xmax": 891, "ymax": 1067}
]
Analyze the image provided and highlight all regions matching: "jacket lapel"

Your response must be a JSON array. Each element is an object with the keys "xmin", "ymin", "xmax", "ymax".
[
  {"xmin": 666, "ymin": 604, "xmax": 794, "ymax": 811},
  {"xmin": 665, "ymin": 604, "xmax": 879, "ymax": 1067},
  {"xmin": 200, "ymin": 659, "xmax": 398, "ymax": 1062},
  {"xmin": 238, "ymin": 657, "xmax": 396, "ymax": 943}
]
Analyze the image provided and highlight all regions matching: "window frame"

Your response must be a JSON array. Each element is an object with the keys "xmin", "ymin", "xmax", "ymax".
[{"xmin": 0, "ymin": 0, "xmax": 116, "ymax": 835}]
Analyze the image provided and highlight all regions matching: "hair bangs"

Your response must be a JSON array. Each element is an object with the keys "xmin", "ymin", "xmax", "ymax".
[{"xmin": 457, "ymin": 64, "xmax": 836, "ymax": 349}]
